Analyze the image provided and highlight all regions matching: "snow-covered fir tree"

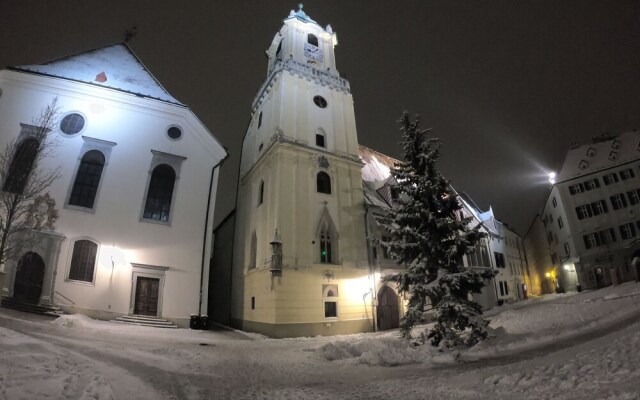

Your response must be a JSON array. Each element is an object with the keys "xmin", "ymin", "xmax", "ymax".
[{"xmin": 375, "ymin": 112, "xmax": 493, "ymax": 347}]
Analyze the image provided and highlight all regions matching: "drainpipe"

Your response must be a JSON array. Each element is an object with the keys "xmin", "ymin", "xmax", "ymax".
[
  {"xmin": 198, "ymin": 155, "xmax": 228, "ymax": 317},
  {"xmin": 364, "ymin": 203, "xmax": 378, "ymax": 332}
]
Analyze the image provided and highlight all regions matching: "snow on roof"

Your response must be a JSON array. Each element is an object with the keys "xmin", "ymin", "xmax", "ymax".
[
  {"xmin": 12, "ymin": 44, "xmax": 183, "ymax": 105},
  {"xmin": 557, "ymin": 131, "xmax": 640, "ymax": 182},
  {"xmin": 359, "ymin": 144, "xmax": 399, "ymax": 183}
]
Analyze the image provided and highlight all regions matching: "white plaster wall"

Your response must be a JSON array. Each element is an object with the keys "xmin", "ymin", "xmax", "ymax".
[{"xmin": 0, "ymin": 70, "xmax": 226, "ymax": 322}]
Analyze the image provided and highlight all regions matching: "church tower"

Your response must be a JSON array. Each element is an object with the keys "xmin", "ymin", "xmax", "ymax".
[{"xmin": 230, "ymin": 5, "xmax": 373, "ymax": 337}]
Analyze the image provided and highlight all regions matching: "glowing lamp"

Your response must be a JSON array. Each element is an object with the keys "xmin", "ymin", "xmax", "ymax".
[
  {"xmin": 545, "ymin": 272, "xmax": 551, "ymax": 278},
  {"xmin": 548, "ymin": 172, "xmax": 556, "ymax": 185}
]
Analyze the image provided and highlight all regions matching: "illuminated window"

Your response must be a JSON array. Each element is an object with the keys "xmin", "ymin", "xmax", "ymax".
[
  {"xmin": 307, "ymin": 33, "xmax": 319, "ymax": 47},
  {"xmin": 68, "ymin": 239, "xmax": 98, "ymax": 283},
  {"xmin": 3, "ymin": 138, "xmax": 38, "ymax": 194},
  {"xmin": 59, "ymin": 113, "xmax": 85, "ymax": 135},
  {"xmin": 143, "ymin": 164, "xmax": 176, "ymax": 222},
  {"xmin": 317, "ymin": 172, "xmax": 331, "ymax": 194},
  {"xmin": 69, "ymin": 150, "xmax": 105, "ymax": 209}
]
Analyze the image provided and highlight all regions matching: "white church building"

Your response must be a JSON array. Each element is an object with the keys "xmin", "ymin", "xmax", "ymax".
[
  {"xmin": 0, "ymin": 44, "xmax": 227, "ymax": 327},
  {"xmin": 211, "ymin": 6, "xmax": 501, "ymax": 338}
]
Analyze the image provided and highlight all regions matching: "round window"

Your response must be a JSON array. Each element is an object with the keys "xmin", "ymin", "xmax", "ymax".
[
  {"xmin": 167, "ymin": 126, "xmax": 182, "ymax": 140},
  {"xmin": 313, "ymin": 95, "xmax": 328, "ymax": 108},
  {"xmin": 60, "ymin": 113, "xmax": 85, "ymax": 135}
]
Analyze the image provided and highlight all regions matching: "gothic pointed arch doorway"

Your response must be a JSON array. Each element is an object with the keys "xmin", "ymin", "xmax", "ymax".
[
  {"xmin": 376, "ymin": 285, "xmax": 400, "ymax": 331},
  {"xmin": 13, "ymin": 252, "xmax": 45, "ymax": 304}
]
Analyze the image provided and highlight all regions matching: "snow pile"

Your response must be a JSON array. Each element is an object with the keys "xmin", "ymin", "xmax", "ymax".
[
  {"xmin": 52, "ymin": 313, "xmax": 100, "ymax": 329},
  {"xmin": 319, "ymin": 337, "xmax": 421, "ymax": 366}
]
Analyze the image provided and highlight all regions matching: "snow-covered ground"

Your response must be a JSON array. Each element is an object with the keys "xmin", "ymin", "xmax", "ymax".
[{"xmin": 1, "ymin": 282, "xmax": 639, "ymax": 399}]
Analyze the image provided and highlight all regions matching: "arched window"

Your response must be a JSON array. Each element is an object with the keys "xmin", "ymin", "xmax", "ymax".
[
  {"xmin": 307, "ymin": 33, "xmax": 319, "ymax": 47},
  {"xmin": 69, "ymin": 150, "xmax": 105, "ymax": 209},
  {"xmin": 143, "ymin": 164, "xmax": 176, "ymax": 222},
  {"xmin": 68, "ymin": 239, "xmax": 98, "ymax": 283},
  {"xmin": 258, "ymin": 180, "xmax": 264, "ymax": 206},
  {"xmin": 317, "ymin": 172, "xmax": 331, "ymax": 194},
  {"xmin": 3, "ymin": 138, "xmax": 39, "ymax": 194},
  {"xmin": 320, "ymin": 230, "xmax": 332, "ymax": 263},
  {"xmin": 249, "ymin": 231, "xmax": 257, "ymax": 269}
]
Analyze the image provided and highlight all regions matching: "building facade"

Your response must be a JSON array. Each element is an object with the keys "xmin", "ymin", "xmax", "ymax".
[
  {"xmin": 528, "ymin": 132, "xmax": 640, "ymax": 291},
  {"xmin": 0, "ymin": 44, "xmax": 227, "ymax": 327}
]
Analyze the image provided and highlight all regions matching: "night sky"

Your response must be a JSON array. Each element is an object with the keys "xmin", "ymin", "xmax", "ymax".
[{"xmin": 2, "ymin": 1, "xmax": 640, "ymax": 234}]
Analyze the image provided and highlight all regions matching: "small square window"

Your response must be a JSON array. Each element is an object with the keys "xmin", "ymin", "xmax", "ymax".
[{"xmin": 324, "ymin": 301, "xmax": 337, "ymax": 318}]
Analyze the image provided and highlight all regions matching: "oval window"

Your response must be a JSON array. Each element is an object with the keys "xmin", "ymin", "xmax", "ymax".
[
  {"xmin": 167, "ymin": 126, "xmax": 182, "ymax": 140},
  {"xmin": 313, "ymin": 95, "xmax": 327, "ymax": 108},
  {"xmin": 60, "ymin": 113, "xmax": 85, "ymax": 135}
]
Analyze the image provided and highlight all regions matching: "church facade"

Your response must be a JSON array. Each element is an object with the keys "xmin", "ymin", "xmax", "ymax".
[
  {"xmin": 219, "ymin": 7, "xmax": 501, "ymax": 338},
  {"xmin": 0, "ymin": 44, "xmax": 227, "ymax": 327}
]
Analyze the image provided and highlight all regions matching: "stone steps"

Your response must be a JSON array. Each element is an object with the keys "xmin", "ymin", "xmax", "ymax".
[
  {"xmin": 113, "ymin": 315, "xmax": 178, "ymax": 329},
  {"xmin": 1, "ymin": 296, "xmax": 65, "ymax": 318}
]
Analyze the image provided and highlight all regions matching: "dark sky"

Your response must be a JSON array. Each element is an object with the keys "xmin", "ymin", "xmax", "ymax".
[{"xmin": 2, "ymin": 1, "xmax": 640, "ymax": 234}]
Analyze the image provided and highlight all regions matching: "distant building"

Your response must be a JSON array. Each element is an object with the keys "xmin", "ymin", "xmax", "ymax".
[
  {"xmin": 525, "ymin": 132, "xmax": 640, "ymax": 291},
  {"xmin": 0, "ymin": 44, "xmax": 227, "ymax": 327}
]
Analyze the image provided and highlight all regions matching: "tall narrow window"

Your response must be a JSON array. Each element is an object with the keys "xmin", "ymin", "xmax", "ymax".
[
  {"xmin": 258, "ymin": 111, "xmax": 263, "ymax": 129},
  {"xmin": 68, "ymin": 239, "xmax": 98, "ymax": 283},
  {"xmin": 317, "ymin": 172, "xmax": 331, "ymax": 194},
  {"xmin": 258, "ymin": 181, "xmax": 264, "ymax": 206},
  {"xmin": 320, "ymin": 231, "xmax": 332, "ymax": 263},
  {"xmin": 275, "ymin": 40, "xmax": 282, "ymax": 59},
  {"xmin": 69, "ymin": 150, "xmax": 105, "ymax": 209},
  {"xmin": 143, "ymin": 164, "xmax": 176, "ymax": 222},
  {"xmin": 316, "ymin": 133, "xmax": 325, "ymax": 148},
  {"xmin": 249, "ymin": 231, "xmax": 257, "ymax": 269},
  {"xmin": 307, "ymin": 33, "xmax": 319, "ymax": 47},
  {"xmin": 3, "ymin": 138, "xmax": 38, "ymax": 194}
]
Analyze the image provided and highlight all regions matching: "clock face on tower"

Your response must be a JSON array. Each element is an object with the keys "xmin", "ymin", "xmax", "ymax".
[{"xmin": 304, "ymin": 42, "xmax": 323, "ymax": 62}]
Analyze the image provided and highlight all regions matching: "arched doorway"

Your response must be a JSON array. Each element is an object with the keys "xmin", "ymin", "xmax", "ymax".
[
  {"xmin": 13, "ymin": 252, "xmax": 45, "ymax": 304},
  {"xmin": 376, "ymin": 285, "xmax": 399, "ymax": 331}
]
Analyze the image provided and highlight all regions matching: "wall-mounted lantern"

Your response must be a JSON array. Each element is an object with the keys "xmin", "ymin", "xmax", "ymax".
[{"xmin": 270, "ymin": 229, "xmax": 283, "ymax": 277}]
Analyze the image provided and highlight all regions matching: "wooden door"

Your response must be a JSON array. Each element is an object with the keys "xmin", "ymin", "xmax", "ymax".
[
  {"xmin": 13, "ymin": 252, "xmax": 45, "ymax": 304},
  {"xmin": 134, "ymin": 277, "xmax": 160, "ymax": 316},
  {"xmin": 377, "ymin": 285, "xmax": 400, "ymax": 331}
]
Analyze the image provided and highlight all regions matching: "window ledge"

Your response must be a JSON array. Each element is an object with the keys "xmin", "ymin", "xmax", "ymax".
[
  {"xmin": 64, "ymin": 204, "xmax": 96, "ymax": 214},
  {"xmin": 65, "ymin": 278, "xmax": 95, "ymax": 287},
  {"xmin": 140, "ymin": 217, "xmax": 171, "ymax": 227}
]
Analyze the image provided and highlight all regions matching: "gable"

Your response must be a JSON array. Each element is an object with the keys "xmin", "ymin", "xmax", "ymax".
[{"xmin": 11, "ymin": 44, "xmax": 182, "ymax": 105}]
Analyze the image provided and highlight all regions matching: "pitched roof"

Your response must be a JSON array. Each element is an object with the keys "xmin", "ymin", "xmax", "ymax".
[
  {"xmin": 11, "ymin": 44, "xmax": 183, "ymax": 105},
  {"xmin": 557, "ymin": 131, "xmax": 640, "ymax": 182}
]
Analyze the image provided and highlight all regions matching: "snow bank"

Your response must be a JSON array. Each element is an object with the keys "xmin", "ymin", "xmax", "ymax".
[
  {"xmin": 320, "ymin": 282, "xmax": 640, "ymax": 366},
  {"xmin": 51, "ymin": 314, "xmax": 99, "ymax": 329}
]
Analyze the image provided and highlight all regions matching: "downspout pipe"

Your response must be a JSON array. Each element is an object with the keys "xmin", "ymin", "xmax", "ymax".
[
  {"xmin": 198, "ymin": 154, "xmax": 229, "ymax": 317},
  {"xmin": 364, "ymin": 203, "xmax": 378, "ymax": 332}
]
